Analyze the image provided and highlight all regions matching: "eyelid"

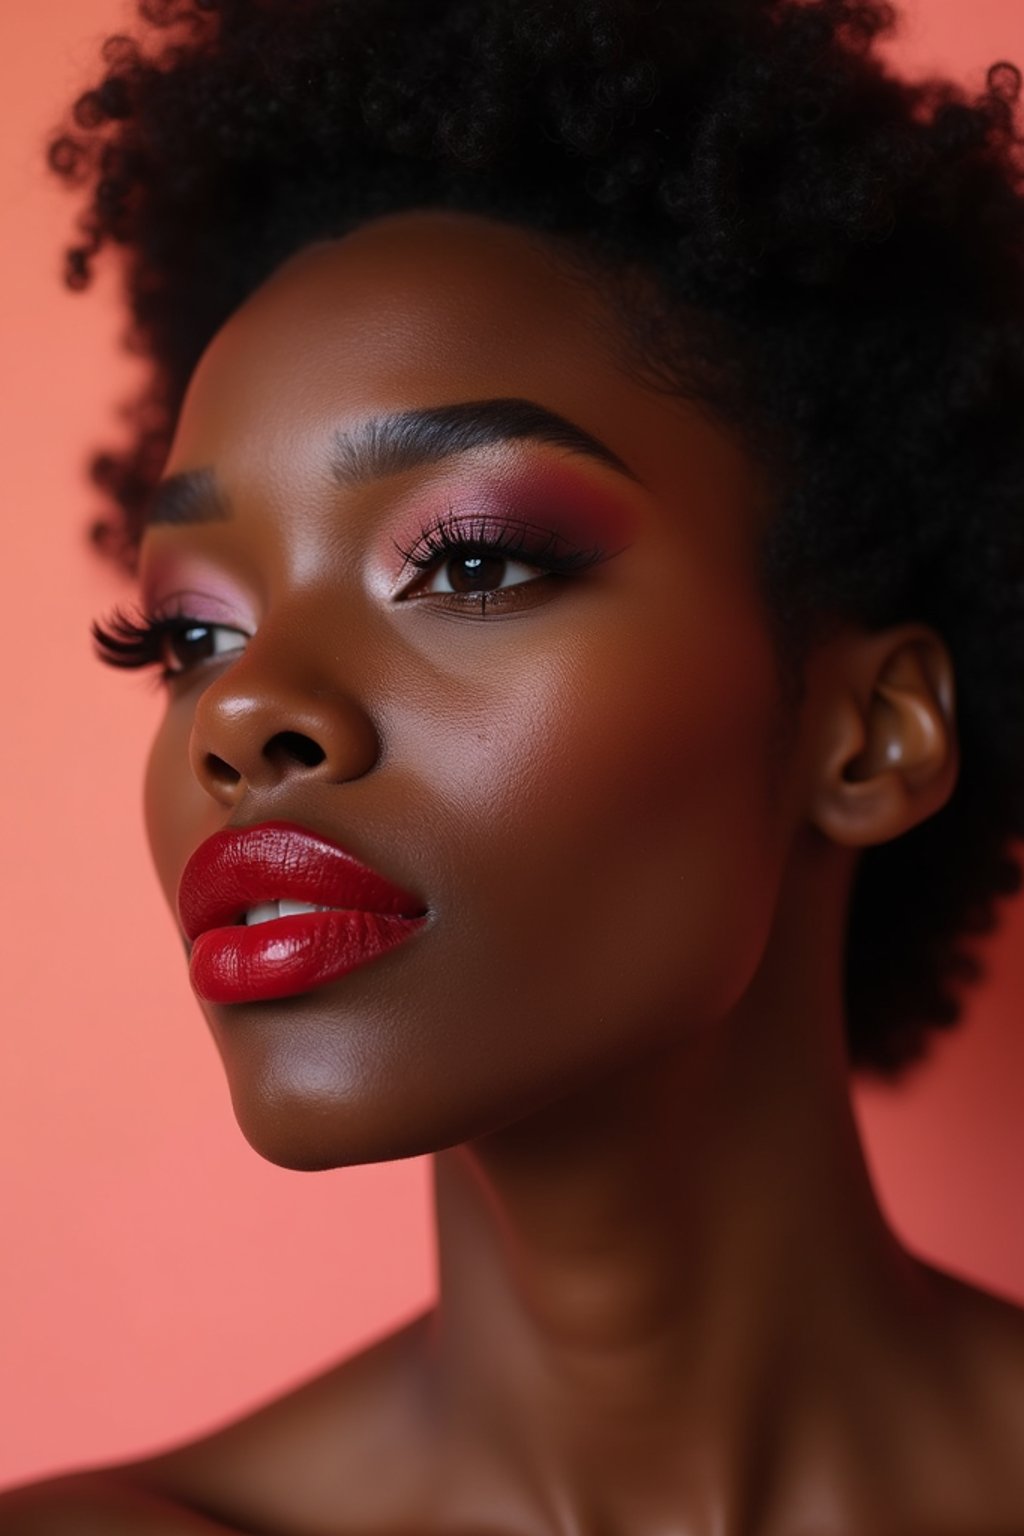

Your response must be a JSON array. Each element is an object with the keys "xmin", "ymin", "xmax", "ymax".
[
  {"xmin": 140, "ymin": 583, "xmax": 258, "ymax": 634},
  {"xmin": 391, "ymin": 507, "xmax": 608, "ymax": 584}
]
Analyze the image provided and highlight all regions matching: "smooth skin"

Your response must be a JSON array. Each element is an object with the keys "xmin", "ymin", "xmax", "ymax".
[{"xmin": 4, "ymin": 209, "xmax": 1024, "ymax": 1535}]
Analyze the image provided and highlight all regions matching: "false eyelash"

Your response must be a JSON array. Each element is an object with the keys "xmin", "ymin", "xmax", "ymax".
[
  {"xmin": 91, "ymin": 604, "xmax": 183, "ymax": 671},
  {"xmin": 392, "ymin": 505, "xmax": 607, "ymax": 576}
]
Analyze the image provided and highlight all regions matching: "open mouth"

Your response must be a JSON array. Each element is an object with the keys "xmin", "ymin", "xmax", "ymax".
[
  {"xmin": 237, "ymin": 899, "xmax": 340, "ymax": 926},
  {"xmin": 179, "ymin": 820, "xmax": 430, "ymax": 1004}
]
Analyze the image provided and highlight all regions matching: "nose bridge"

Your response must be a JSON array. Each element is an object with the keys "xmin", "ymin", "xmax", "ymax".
[{"xmin": 188, "ymin": 607, "xmax": 380, "ymax": 799}]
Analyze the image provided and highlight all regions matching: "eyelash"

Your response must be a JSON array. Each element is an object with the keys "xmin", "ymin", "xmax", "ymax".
[
  {"xmin": 91, "ymin": 606, "xmax": 247, "ymax": 683},
  {"xmin": 392, "ymin": 507, "xmax": 607, "ymax": 587},
  {"xmin": 92, "ymin": 511, "xmax": 607, "ymax": 678}
]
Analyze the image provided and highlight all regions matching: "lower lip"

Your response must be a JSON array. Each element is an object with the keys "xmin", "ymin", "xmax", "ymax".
[{"xmin": 189, "ymin": 910, "xmax": 427, "ymax": 1005}]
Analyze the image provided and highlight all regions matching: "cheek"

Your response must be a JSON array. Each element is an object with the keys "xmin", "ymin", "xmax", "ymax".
[
  {"xmin": 143, "ymin": 701, "xmax": 215, "ymax": 917},
  {"xmin": 584, "ymin": 653, "xmax": 786, "ymax": 1033},
  {"xmin": 416, "ymin": 592, "xmax": 792, "ymax": 1057}
]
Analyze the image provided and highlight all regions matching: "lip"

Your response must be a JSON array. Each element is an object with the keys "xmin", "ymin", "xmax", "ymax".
[{"xmin": 178, "ymin": 820, "xmax": 429, "ymax": 1005}]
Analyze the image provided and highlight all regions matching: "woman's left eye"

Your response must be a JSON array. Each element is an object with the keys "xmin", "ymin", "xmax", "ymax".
[
  {"xmin": 160, "ymin": 621, "xmax": 249, "ymax": 675},
  {"xmin": 92, "ymin": 607, "xmax": 250, "ymax": 680},
  {"xmin": 412, "ymin": 550, "xmax": 546, "ymax": 597},
  {"xmin": 393, "ymin": 514, "xmax": 609, "ymax": 612}
]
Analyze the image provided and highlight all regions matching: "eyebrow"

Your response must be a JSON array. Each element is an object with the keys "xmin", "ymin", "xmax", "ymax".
[
  {"xmin": 331, "ymin": 397, "xmax": 640, "ymax": 489},
  {"xmin": 143, "ymin": 466, "xmax": 229, "ymax": 528},
  {"xmin": 142, "ymin": 397, "xmax": 641, "ymax": 527}
]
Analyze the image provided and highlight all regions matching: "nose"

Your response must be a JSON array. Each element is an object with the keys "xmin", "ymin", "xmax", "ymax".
[{"xmin": 188, "ymin": 651, "xmax": 380, "ymax": 806}]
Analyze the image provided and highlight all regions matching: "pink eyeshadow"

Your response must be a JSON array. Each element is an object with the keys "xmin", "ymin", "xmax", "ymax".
[
  {"xmin": 389, "ymin": 461, "xmax": 640, "ymax": 570},
  {"xmin": 139, "ymin": 555, "xmax": 258, "ymax": 629}
]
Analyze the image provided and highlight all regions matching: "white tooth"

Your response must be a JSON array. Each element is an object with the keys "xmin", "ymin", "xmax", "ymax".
[
  {"xmin": 279, "ymin": 898, "xmax": 322, "ymax": 918},
  {"xmin": 246, "ymin": 901, "xmax": 280, "ymax": 926}
]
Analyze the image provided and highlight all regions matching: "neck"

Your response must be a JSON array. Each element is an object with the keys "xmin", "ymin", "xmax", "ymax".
[{"xmin": 421, "ymin": 842, "xmax": 926, "ymax": 1531}]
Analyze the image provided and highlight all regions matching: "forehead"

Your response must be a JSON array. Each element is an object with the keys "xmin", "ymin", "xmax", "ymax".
[
  {"xmin": 181, "ymin": 210, "xmax": 625, "ymax": 423},
  {"xmin": 169, "ymin": 210, "xmax": 765, "ymax": 521}
]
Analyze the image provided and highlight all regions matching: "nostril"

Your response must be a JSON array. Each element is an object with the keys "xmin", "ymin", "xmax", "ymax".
[
  {"xmin": 205, "ymin": 752, "xmax": 241, "ymax": 788},
  {"xmin": 265, "ymin": 730, "xmax": 327, "ymax": 769}
]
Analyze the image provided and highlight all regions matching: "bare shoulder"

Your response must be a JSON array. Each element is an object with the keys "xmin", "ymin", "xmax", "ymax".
[
  {"xmin": 117, "ymin": 1308, "xmax": 436, "ymax": 1535},
  {"xmin": 0, "ymin": 1309, "xmax": 437, "ymax": 1536},
  {"xmin": 0, "ymin": 1469, "xmax": 245, "ymax": 1534}
]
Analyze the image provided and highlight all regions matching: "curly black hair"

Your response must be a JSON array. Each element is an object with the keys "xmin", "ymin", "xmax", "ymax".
[{"xmin": 46, "ymin": 0, "xmax": 1024, "ymax": 1076}]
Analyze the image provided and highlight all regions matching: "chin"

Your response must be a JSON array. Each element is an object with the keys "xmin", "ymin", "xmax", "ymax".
[
  {"xmin": 231, "ymin": 1099, "xmax": 448, "ymax": 1167},
  {"xmin": 221, "ymin": 1072, "xmax": 448, "ymax": 1171},
  {"xmin": 215, "ymin": 1045, "xmax": 535, "ymax": 1172},
  {"xmin": 198, "ymin": 979, "xmax": 651, "ymax": 1171}
]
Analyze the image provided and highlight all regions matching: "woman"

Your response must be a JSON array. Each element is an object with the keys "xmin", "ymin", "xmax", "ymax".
[{"xmin": 3, "ymin": 0, "xmax": 1024, "ymax": 1528}]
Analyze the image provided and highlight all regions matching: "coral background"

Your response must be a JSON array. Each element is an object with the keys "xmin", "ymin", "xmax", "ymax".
[{"xmin": 1, "ymin": 0, "xmax": 1023, "ymax": 1488}]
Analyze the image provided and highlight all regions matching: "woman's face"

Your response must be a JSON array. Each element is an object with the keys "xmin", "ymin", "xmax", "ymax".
[{"xmin": 140, "ymin": 209, "xmax": 800, "ymax": 1170}]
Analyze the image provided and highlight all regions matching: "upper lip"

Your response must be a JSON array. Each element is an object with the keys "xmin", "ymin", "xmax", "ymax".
[{"xmin": 178, "ymin": 820, "xmax": 428, "ymax": 941}]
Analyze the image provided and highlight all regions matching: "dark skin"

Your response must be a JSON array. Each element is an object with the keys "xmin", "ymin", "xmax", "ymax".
[{"xmin": 5, "ymin": 208, "xmax": 1024, "ymax": 1535}]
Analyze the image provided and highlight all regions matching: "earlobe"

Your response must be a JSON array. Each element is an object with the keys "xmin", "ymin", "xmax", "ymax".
[{"xmin": 808, "ymin": 626, "xmax": 960, "ymax": 849}]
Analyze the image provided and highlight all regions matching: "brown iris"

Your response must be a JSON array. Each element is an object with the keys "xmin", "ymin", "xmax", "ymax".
[
  {"xmin": 446, "ymin": 553, "xmax": 507, "ymax": 593},
  {"xmin": 162, "ymin": 622, "xmax": 220, "ymax": 673}
]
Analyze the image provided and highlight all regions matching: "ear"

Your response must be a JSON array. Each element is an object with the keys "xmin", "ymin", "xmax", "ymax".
[{"xmin": 807, "ymin": 624, "xmax": 960, "ymax": 849}]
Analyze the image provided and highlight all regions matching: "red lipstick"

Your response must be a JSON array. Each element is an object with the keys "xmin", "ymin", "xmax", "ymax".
[{"xmin": 178, "ymin": 821, "xmax": 429, "ymax": 1005}]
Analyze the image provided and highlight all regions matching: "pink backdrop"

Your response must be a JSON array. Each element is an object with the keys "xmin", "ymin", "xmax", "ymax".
[{"xmin": 2, "ymin": 0, "xmax": 1023, "ymax": 1489}]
